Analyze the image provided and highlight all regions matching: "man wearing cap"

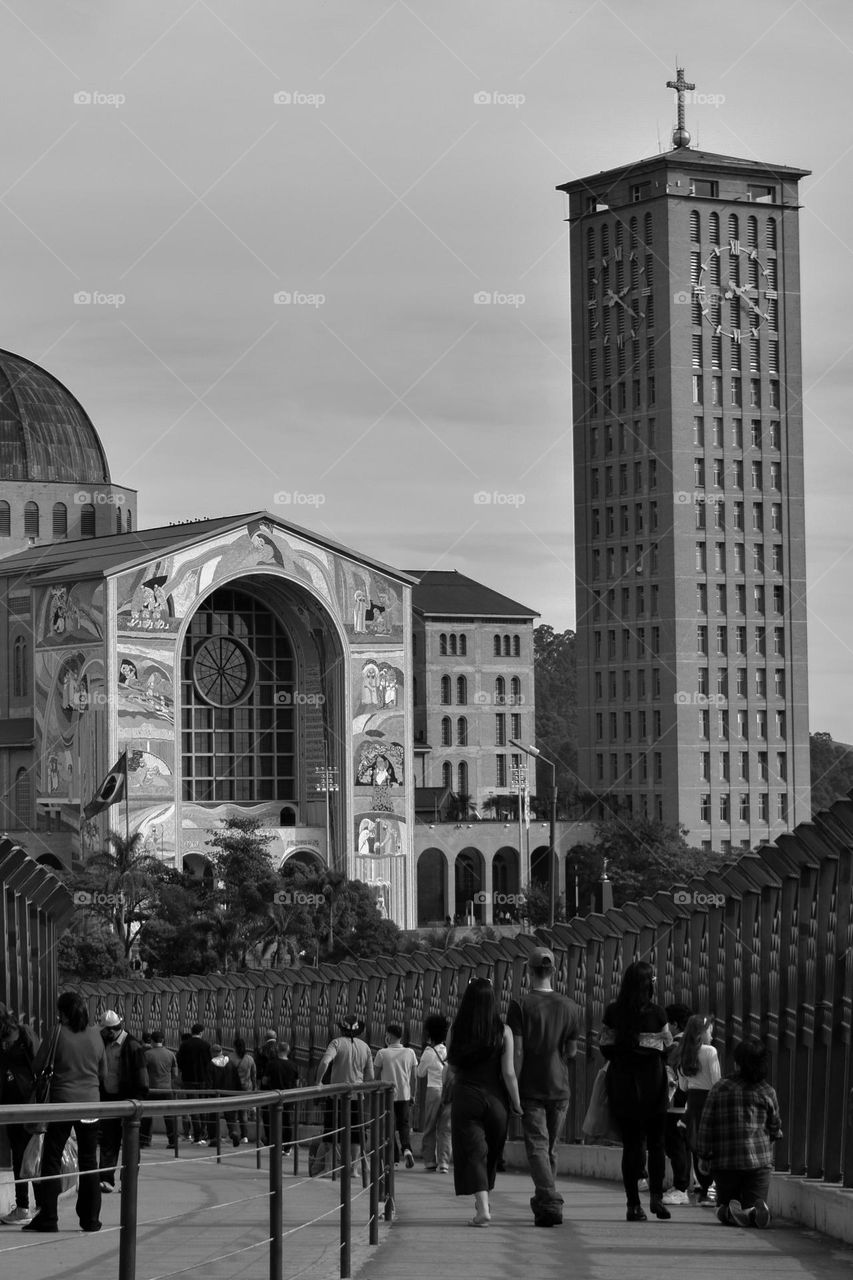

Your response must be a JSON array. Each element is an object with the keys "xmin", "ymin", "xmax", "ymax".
[
  {"xmin": 507, "ymin": 946, "xmax": 580, "ymax": 1227},
  {"xmin": 98, "ymin": 1011, "xmax": 149, "ymax": 1192}
]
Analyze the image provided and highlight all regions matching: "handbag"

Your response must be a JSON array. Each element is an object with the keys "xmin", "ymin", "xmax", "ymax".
[
  {"xmin": 440, "ymin": 1062, "xmax": 455, "ymax": 1108},
  {"xmin": 24, "ymin": 1025, "xmax": 61, "ymax": 1135},
  {"xmin": 20, "ymin": 1132, "xmax": 78, "ymax": 1196},
  {"xmin": 581, "ymin": 1066, "xmax": 622, "ymax": 1144}
]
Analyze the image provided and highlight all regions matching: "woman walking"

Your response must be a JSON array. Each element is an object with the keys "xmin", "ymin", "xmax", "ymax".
[
  {"xmin": 446, "ymin": 978, "xmax": 522, "ymax": 1227},
  {"xmin": 0, "ymin": 1012, "xmax": 39, "ymax": 1224},
  {"xmin": 600, "ymin": 961, "xmax": 673, "ymax": 1222},
  {"xmin": 676, "ymin": 1014, "xmax": 721, "ymax": 1204},
  {"xmin": 417, "ymin": 1014, "xmax": 451, "ymax": 1173},
  {"xmin": 23, "ymin": 991, "xmax": 106, "ymax": 1233},
  {"xmin": 233, "ymin": 1037, "xmax": 257, "ymax": 1143}
]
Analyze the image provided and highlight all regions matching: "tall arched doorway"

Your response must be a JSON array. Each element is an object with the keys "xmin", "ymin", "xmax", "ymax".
[
  {"xmin": 454, "ymin": 847, "xmax": 485, "ymax": 922},
  {"xmin": 417, "ymin": 847, "xmax": 447, "ymax": 925}
]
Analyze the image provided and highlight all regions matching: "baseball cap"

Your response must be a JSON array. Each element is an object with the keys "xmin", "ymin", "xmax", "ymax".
[
  {"xmin": 339, "ymin": 1015, "xmax": 365, "ymax": 1036},
  {"xmin": 527, "ymin": 946, "xmax": 555, "ymax": 970},
  {"xmin": 101, "ymin": 1010, "xmax": 123, "ymax": 1028}
]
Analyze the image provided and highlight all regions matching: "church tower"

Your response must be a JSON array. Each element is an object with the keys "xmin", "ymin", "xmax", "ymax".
[{"xmin": 558, "ymin": 71, "xmax": 811, "ymax": 855}]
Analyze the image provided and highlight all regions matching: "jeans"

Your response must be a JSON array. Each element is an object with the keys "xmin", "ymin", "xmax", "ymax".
[
  {"xmin": 392, "ymin": 1100, "xmax": 412, "ymax": 1161},
  {"xmin": 35, "ymin": 1119, "xmax": 101, "ymax": 1229},
  {"xmin": 521, "ymin": 1098, "xmax": 569, "ymax": 1215},
  {"xmin": 421, "ymin": 1088, "xmax": 451, "ymax": 1168},
  {"xmin": 712, "ymin": 1165, "xmax": 771, "ymax": 1210},
  {"xmin": 619, "ymin": 1112, "xmax": 667, "ymax": 1203},
  {"xmin": 140, "ymin": 1090, "xmax": 176, "ymax": 1146},
  {"xmin": 6, "ymin": 1123, "xmax": 32, "ymax": 1208},
  {"xmin": 664, "ymin": 1113, "xmax": 691, "ymax": 1192}
]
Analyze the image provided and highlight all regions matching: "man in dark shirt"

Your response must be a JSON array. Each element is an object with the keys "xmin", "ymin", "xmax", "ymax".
[
  {"xmin": 263, "ymin": 1041, "xmax": 299, "ymax": 1151},
  {"xmin": 507, "ymin": 946, "xmax": 580, "ymax": 1228},
  {"xmin": 176, "ymin": 1024, "xmax": 214, "ymax": 1144}
]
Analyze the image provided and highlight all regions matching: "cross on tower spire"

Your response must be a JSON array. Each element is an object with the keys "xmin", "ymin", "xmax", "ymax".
[{"xmin": 666, "ymin": 65, "xmax": 695, "ymax": 149}]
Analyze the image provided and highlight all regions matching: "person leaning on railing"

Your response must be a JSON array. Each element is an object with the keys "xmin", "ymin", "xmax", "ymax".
[
  {"xmin": 0, "ymin": 1010, "xmax": 40, "ymax": 1224},
  {"xmin": 23, "ymin": 991, "xmax": 106, "ymax": 1234}
]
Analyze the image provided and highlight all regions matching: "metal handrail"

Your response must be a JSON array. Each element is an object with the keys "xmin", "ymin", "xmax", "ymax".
[{"xmin": 0, "ymin": 1080, "xmax": 396, "ymax": 1280}]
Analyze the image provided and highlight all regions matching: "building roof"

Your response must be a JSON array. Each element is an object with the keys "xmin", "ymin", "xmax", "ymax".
[
  {"xmin": 557, "ymin": 147, "xmax": 811, "ymax": 197},
  {"xmin": 0, "ymin": 349, "xmax": 111, "ymax": 485},
  {"xmin": 407, "ymin": 570, "xmax": 539, "ymax": 620},
  {"xmin": 0, "ymin": 511, "xmax": 417, "ymax": 586}
]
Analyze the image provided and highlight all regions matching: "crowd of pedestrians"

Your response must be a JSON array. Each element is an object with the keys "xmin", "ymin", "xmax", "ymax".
[{"xmin": 0, "ymin": 967, "xmax": 785, "ymax": 1235}]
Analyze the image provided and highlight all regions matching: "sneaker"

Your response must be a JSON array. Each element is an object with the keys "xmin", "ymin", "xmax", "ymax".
[
  {"xmin": 534, "ymin": 1213, "xmax": 562, "ymax": 1227},
  {"xmin": 752, "ymin": 1199, "xmax": 771, "ymax": 1228},
  {"xmin": 1, "ymin": 1207, "xmax": 32, "ymax": 1225},
  {"xmin": 437, "ymin": 1165, "xmax": 449, "ymax": 1173},
  {"xmin": 706, "ymin": 1184, "xmax": 717, "ymax": 1203},
  {"xmin": 22, "ymin": 1215, "xmax": 58, "ymax": 1232},
  {"xmin": 661, "ymin": 1189, "xmax": 690, "ymax": 1206},
  {"xmin": 404, "ymin": 1150, "xmax": 415, "ymax": 1170},
  {"xmin": 196, "ymin": 1139, "xmax": 208, "ymax": 1147},
  {"xmin": 80, "ymin": 1222, "xmax": 102, "ymax": 1232},
  {"xmin": 232, "ymin": 1137, "xmax": 240, "ymax": 1147},
  {"xmin": 638, "ymin": 1178, "xmax": 649, "ymax": 1192},
  {"xmin": 727, "ymin": 1199, "xmax": 754, "ymax": 1228},
  {"xmin": 716, "ymin": 1204, "xmax": 732, "ymax": 1225},
  {"xmin": 99, "ymin": 1181, "xmax": 114, "ymax": 1193},
  {"xmin": 241, "ymin": 1137, "xmax": 250, "ymax": 1144}
]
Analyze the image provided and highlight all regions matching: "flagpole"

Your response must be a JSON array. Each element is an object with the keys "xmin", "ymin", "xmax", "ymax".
[{"xmin": 123, "ymin": 751, "xmax": 130, "ymax": 844}]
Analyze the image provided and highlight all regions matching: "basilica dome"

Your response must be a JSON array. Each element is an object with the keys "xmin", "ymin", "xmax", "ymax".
[{"xmin": 0, "ymin": 348, "xmax": 110, "ymax": 484}]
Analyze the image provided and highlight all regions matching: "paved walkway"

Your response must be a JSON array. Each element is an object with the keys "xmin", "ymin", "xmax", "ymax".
[{"xmin": 356, "ymin": 1169, "xmax": 853, "ymax": 1280}]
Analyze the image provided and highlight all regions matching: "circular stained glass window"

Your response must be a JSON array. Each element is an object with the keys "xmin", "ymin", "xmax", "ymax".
[{"xmin": 192, "ymin": 636, "xmax": 254, "ymax": 707}]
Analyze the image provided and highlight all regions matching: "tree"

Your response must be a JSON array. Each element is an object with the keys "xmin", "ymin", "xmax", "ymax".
[
  {"xmin": 70, "ymin": 830, "xmax": 166, "ymax": 958},
  {"xmin": 137, "ymin": 870, "xmax": 219, "ymax": 977},
  {"xmin": 566, "ymin": 817, "xmax": 720, "ymax": 912},
  {"xmin": 207, "ymin": 815, "xmax": 279, "ymax": 968},
  {"xmin": 810, "ymin": 732, "xmax": 853, "ymax": 814},
  {"xmin": 58, "ymin": 924, "xmax": 131, "ymax": 983}
]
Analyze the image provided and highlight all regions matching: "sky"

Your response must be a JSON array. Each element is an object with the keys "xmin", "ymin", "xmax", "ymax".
[{"xmin": 3, "ymin": 0, "xmax": 853, "ymax": 738}]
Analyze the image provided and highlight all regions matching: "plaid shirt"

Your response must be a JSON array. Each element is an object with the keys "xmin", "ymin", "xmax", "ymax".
[{"xmin": 697, "ymin": 1075, "xmax": 782, "ymax": 1169}]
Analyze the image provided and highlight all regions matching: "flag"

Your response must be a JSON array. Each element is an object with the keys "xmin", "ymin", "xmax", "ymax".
[
  {"xmin": 523, "ymin": 777, "xmax": 530, "ymax": 830},
  {"xmin": 84, "ymin": 752, "xmax": 128, "ymax": 819}
]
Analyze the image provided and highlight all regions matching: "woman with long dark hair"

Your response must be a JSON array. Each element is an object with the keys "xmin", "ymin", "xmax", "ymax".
[
  {"xmin": 600, "ymin": 961, "xmax": 673, "ymax": 1221},
  {"xmin": 0, "ymin": 1012, "xmax": 40, "ymax": 1223},
  {"xmin": 446, "ymin": 978, "xmax": 522, "ymax": 1226},
  {"xmin": 23, "ymin": 991, "xmax": 105, "ymax": 1233}
]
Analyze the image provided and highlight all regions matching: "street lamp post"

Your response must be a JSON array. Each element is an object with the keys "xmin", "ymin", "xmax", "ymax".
[
  {"xmin": 510, "ymin": 740, "xmax": 558, "ymax": 928},
  {"xmin": 510, "ymin": 763, "xmax": 527, "ymax": 891},
  {"xmin": 314, "ymin": 760, "xmax": 339, "ymax": 870}
]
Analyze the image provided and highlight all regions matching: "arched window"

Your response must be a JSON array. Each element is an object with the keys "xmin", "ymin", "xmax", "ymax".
[
  {"xmin": 279, "ymin": 806, "xmax": 297, "ymax": 827},
  {"xmin": 126, "ymin": 509, "xmax": 133, "ymax": 532},
  {"xmin": 14, "ymin": 767, "xmax": 31, "ymax": 829},
  {"xmin": 440, "ymin": 676, "xmax": 451, "ymax": 705},
  {"xmin": 510, "ymin": 676, "xmax": 521, "ymax": 704},
  {"xmin": 728, "ymin": 213, "xmax": 738, "ymax": 241},
  {"xmin": 502, "ymin": 635, "xmax": 511, "ymax": 656},
  {"xmin": 115, "ymin": 508, "xmax": 122, "ymax": 534},
  {"xmin": 644, "ymin": 212, "xmax": 653, "ymax": 243},
  {"xmin": 80, "ymin": 504, "xmax": 95, "ymax": 538},
  {"xmin": 766, "ymin": 218, "xmax": 777, "ymax": 251},
  {"xmin": 458, "ymin": 761, "xmax": 469, "ymax": 795},
  {"xmin": 709, "ymin": 212, "xmax": 720, "ymax": 245},
  {"xmin": 601, "ymin": 223, "xmax": 609, "ymax": 255},
  {"xmin": 442, "ymin": 761, "xmax": 453, "ymax": 791},
  {"xmin": 513, "ymin": 635, "xmax": 521, "ymax": 657},
  {"xmin": 493, "ymin": 634, "xmax": 501, "ymax": 657},
  {"xmin": 459, "ymin": 635, "xmax": 467, "ymax": 656},
  {"xmin": 439, "ymin": 633, "xmax": 448, "ymax": 656},
  {"xmin": 52, "ymin": 503, "xmax": 67, "ymax": 537},
  {"xmin": 747, "ymin": 215, "xmax": 758, "ymax": 248},
  {"xmin": 13, "ymin": 637, "xmax": 27, "ymax": 697},
  {"xmin": 629, "ymin": 215, "xmax": 638, "ymax": 244},
  {"xmin": 449, "ymin": 634, "xmax": 458, "ymax": 656},
  {"xmin": 689, "ymin": 210, "xmax": 700, "ymax": 242},
  {"xmin": 0, "ymin": 501, "xmax": 10, "ymax": 537},
  {"xmin": 495, "ymin": 676, "xmax": 505, "ymax": 704},
  {"xmin": 441, "ymin": 716, "xmax": 452, "ymax": 747},
  {"xmin": 457, "ymin": 717, "xmax": 468, "ymax": 747},
  {"xmin": 24, "ymin": 502, "xmax": 39, "ymax": 538},
  {"xmin": 456, "ymin": 675, "xmax": 467, "ymax": 705}
]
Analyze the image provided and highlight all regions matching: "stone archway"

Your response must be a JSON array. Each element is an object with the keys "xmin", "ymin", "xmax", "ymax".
[
  {"xmin": 492, "ymin": 846, "xmax": 520, "ymax": 921},
  {"xmin": 416, "ymin": 847, "xmax": 447, "ymax": 926},
  {"xmin": 454, "ymin": 847, "xmax": 485, "ymax": 923}
]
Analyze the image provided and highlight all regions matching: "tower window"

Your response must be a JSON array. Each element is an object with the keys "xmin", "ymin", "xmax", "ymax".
[
  {"xmin": 80, "ymin": 503, "xmax": 96, "ymax": 538},
  {"xmin": 0, "ymin": 501, "xmax": 10, "ymax": 537},
  {"xmin": 24, "ymin": 501, "xmax": 39, "ymax": 538},
  {"xmin": 52, "ymin": 502, "xmax": 68, "ymax": 537}
]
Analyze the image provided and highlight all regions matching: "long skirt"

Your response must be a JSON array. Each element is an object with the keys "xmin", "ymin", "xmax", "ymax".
[{"xmin": 450, "ymin": 1080, "xmax": 508, "ymax": 1196}]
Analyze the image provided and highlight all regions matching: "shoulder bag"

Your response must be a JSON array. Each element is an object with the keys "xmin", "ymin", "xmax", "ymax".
[{"xmin": 25, "ymin": 1024, "xmax": 61, "ymax": 1134}]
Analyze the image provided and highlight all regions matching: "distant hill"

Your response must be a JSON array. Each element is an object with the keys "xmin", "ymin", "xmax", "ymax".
[{"xmin": 810, "ymin": 733, "xmax": 853, "ymax": 814}]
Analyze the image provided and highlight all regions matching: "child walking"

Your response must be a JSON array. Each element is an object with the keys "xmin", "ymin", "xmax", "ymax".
[
  {"xmin": 697, "ymin": 1037, "xmax": 782, "ymax": 1227},
  {"xmin": 676, "ymin": 1014, "xmax": 721, "ymax": 1204},
  {"xmin": 374, "ymin": 1024, "xmax": 418, "ymax": 1168}
]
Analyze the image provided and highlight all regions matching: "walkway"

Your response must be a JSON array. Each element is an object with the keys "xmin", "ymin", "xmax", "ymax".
[{"xmin": 357, "ymin": 1169, "xmax": 853, "ymax": 1280}]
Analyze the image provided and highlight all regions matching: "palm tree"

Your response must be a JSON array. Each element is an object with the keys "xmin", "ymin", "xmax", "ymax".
[{"xmin": 81, "ymin": 830, "xmax": 165, "ymax": 957}]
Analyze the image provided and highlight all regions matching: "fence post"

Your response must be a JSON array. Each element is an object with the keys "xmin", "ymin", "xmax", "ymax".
[
  {"xmin": 384, "ymin": 1086, "xmax": 395, "ymax": 1221},
  {"xmin": 269, "ymin": 1098, "xmax": 284, "ymax": 1280},
  {"xmin": 215, "ymin": 1092, "xmax": 222, "ymax": 1164},
  {"xmin": 340, "ymin": 1090, "xmax": 352, "ymax": 1279},
  {"xmin": 119, "ymin": 1104, "xmax": 141, "ymax": 1280},
  {"xmin": 368, "ymin": 1089, "xmax": 380, "ymax": 1245},
  {"xmin": 293, "ymin": 1099, "xmax": 300, "ymax": 1177},
  {"xmin": 331, "ymin": 1093, "xmax": 339, "ymax": 1182}
]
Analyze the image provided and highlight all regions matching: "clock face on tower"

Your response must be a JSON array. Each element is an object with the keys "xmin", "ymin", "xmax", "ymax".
[
  {"xmin": 696, "ymin": 240, "xmax": 775, "ymax": 340},
  {"xmin": 588, "ymin": 246, "xmax": 648, "ymax": 340}
]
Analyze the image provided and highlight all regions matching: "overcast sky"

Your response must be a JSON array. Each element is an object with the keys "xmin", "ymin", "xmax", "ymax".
[{"xmin": 3, "ymin": 0, "xmax": 852, "ymax": 738}]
